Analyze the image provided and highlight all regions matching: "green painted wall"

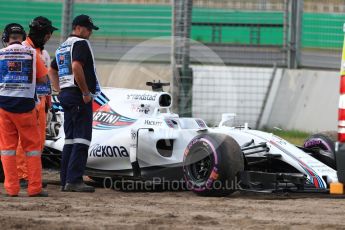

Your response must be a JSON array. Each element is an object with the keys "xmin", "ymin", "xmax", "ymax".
[
  {"xmin": 0, "ymin": 1, "xmax": 62, "ymax": 34},
  {"xmin": 0, "ymin": 1, "xmax": 344, "ymax": 49}
]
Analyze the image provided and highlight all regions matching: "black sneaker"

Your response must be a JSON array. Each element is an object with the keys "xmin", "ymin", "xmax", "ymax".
[
  {"xmin": 65, "ymin": 182, "xmax": 95, "ymax": 193},
  {"xmin": 29, "ymin": 191, "xmax": 49, "ymax": 197}
]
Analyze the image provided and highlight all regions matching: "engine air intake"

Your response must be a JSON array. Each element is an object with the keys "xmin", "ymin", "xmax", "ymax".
[{"xmin": 159, "ymin": 94, "xmax": 172, "ymax": 108}]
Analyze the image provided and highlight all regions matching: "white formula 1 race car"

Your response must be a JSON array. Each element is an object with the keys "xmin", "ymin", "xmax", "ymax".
[{"xmin": 43, "ymin": 82, "xmax": 340, "ymax": 196}]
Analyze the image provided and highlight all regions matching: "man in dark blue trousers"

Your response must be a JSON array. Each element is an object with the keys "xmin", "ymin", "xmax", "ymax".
[{"xmin": 49, "ymin": 15, "xmax": 100, "ymax": 192}]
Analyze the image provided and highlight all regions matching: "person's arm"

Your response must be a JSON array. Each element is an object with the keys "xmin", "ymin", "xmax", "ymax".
[
  {"xmin": 48, "ymin": 67, "xmax": 60, "ymax": 93},
  {"xmin": 71, "ymin": 41, "xmax": 93, "ymax": 104},
  {"xmin": 49, "ymin": 58, "xmax": 60, "ymax": 93},
  {"xmin": 36, "ymin": 51, "xmax": 48, "ymax": 84},
  {"xmin": 72, "ymin": 61, "xmax": 92, "ymax": 104},
  {"xmin": 41, "ymin": 49, "xmax": 51, "ymax": 68}
]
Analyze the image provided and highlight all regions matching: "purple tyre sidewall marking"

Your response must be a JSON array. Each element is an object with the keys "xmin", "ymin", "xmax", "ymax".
[
  {"xmin": 303, "ymin": 138, "xmax": 333, "ymax": 152},
  {"xmin": 183, "ymin": 136, "xmax": 219, "ymax": 192}
]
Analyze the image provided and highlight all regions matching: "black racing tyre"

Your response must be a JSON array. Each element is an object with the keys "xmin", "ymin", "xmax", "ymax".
[
  {"xmin": 303, "ymin": 131, "xmax": 337, "ymax": 169},
  {"xmin": 183, "ymin": 133, "xmax": 244, "ymax": 197}
]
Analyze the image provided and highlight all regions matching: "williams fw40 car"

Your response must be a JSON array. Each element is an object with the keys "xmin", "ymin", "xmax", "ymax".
[{"xmin": 43, "ymin": 82, "xmax": 340, "ymax": 196}]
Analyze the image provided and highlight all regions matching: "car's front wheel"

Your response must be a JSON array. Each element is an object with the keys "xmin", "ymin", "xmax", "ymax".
[
  {"xmin": 303, "ymin": 131, "xmax": 337, "ymax": 169},
  {"xmin": 183, "ymin": 133, "xmax": 244, "ymax": 197}
]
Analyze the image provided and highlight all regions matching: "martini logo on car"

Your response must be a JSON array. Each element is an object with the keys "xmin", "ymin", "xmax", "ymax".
[
  {"xmin": 93, "ymin": 104, "xmax": 136, "ymax": 130},
  {"xmin": 89, "ymin": 144, "xmax": 129, "ymax": 158}
]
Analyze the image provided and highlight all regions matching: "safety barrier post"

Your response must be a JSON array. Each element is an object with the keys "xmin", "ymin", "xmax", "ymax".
[
  {"xmin": 287, "ymin": 0, "xmax": 303, "ymax": 69},
  {"xmin": 61, "ymin": 0, "xmax": 74, "ymax": 43},
  {"xmin": 171, "ymin": 0, "xmax": 193, "ymax": 117}
]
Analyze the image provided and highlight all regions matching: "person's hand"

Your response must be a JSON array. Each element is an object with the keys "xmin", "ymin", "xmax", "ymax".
[
  {"xmin": 52, "ymin": 89, "xmax": 60, "ymax": 96},
  {"xmin": 83, "ymin": 94, "xmax": 92, "ymax": 104},
  {"xmin": 45, "ymin": 95, "xmax": 52, "ymax": 113},
  {"xmin": 45, "ymin": 95, "xmax": 52, "ymax": 109}
]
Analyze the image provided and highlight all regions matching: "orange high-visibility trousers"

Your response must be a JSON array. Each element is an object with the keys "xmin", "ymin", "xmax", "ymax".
[
  {"xmin": 0, "ymin": 108, "xmax": 42, "ymax": 196},
  {"xmin": 16, "ymin": 96, "xmax": 47, "ymax": 180},
  {"xmin": 16, "ymin": 143, "xmax": 28, "ymax": 180}
]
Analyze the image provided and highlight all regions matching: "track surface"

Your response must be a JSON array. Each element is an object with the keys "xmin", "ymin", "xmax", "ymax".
[
  {"xmin": 45, "ymin": 38, "xmax": 341, "ymax": 69},
  {"xmin": 0, "ymin": 170, "xmax": 345, "ymax": 229}
]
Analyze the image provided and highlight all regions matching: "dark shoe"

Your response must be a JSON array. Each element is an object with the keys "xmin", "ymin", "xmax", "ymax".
[
  {"xmin": 20, "ymin": 179, "xmax": 47, "ymax": 189},
  {"xmin": 65, "ymin": 182, "xmax": 95, "ymax": 193},
  {"xmin": 60, "ymin": 186, "xmax": 66, "ymax": 192},
  {"xmin": 20, "ymin": 179, "xmax": 28, "ymax": 189},
  {"xmin": 29, "ymin": 191, "xmax": 49, "ymax": 197}
]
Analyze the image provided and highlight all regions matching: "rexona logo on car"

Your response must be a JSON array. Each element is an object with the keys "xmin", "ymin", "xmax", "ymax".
[
  {"xmin": 89, "ymin": 144, "xmax": 129, "ymax": 158},
  {"xmin": 93, "ymin": 104, "xmax": 136, "ymax": 130}
]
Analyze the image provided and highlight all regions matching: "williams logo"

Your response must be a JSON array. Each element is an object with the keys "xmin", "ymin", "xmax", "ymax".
[
  {"xmin": 93, "ymin": 104, "xmax": 136, "ymax": 130},
  {"xmin": 127, "ymin": 93, "xmax": 157, "ymax": 101},
  {"xmin": 89, "ymin": 144, "xmax": 129, "ymax": 158}
]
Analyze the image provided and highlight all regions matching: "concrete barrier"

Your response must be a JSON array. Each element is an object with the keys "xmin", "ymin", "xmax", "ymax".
[
  {"xmin": 266, "ymin": 69, "xmax": 339, "ymax": 133},
  {"xmin": 96, "ymin": 61, "xmax": 172, "ymax": 90}
]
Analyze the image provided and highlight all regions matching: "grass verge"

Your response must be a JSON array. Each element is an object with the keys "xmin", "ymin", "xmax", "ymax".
[{"xmin": 262, "ymin": 129, "xmax": 311, "ymax": 146}]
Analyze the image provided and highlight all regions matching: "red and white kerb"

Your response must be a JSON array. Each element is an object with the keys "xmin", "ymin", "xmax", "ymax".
[{"xmin": 338, "ymin": 23, "xmax": 345, "ymax": 142}]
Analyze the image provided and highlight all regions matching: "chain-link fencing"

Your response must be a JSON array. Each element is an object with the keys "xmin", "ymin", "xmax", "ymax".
[
  {"xmin": 1, "ymin": 0, "xmax": 344, "ymax": 69},
  {"xmin": 301, "ymin": 0, "xmax": 345, "ymax": 69},
  {"xmin": 0, "ymin": 0, "xmax": 344, "ymax": 127}
]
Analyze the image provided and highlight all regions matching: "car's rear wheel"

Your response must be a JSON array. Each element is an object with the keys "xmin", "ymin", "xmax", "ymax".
[
  {"xmin": 183, "ymin": 133, "xmax": 244, "ymax": 197},
  {"xmin": 303, "ymin": 131, "xmax": 337, "ymax": 169}
]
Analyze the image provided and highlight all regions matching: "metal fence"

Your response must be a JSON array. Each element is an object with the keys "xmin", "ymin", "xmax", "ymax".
[
  {"xmin": 1, "ymin": 0, "xmax": 344, "ymax": 69},
  {"xmin": 301, "ymin": 0, "xmax": 345, "ymax": 69},
  {"xmin": 192, "ymin": 65, "xmax": 279, "ymax": 128},
  {"xmin": 191, "ymin": 0, "xmax": 288, "ymax": 67},
  {"xmin": 1, "ymin": 0, "xmax": 344, "ymax": 127}
]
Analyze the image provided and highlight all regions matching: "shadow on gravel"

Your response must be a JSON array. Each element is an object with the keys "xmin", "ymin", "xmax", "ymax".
[
  {"xmin": 88, "ymin": 179, "xmax": 188, "ymax": 193},
  {"xmin": 233, "ymin": 191, "xmax": 345, "ymax": 200},
  {"xmin": 84, "ymin": 178, "xmax": 345, "ymax": 199},
  {"xmin": 43, "ymin": 171, "xmax": 345, "ymax": 199}
]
